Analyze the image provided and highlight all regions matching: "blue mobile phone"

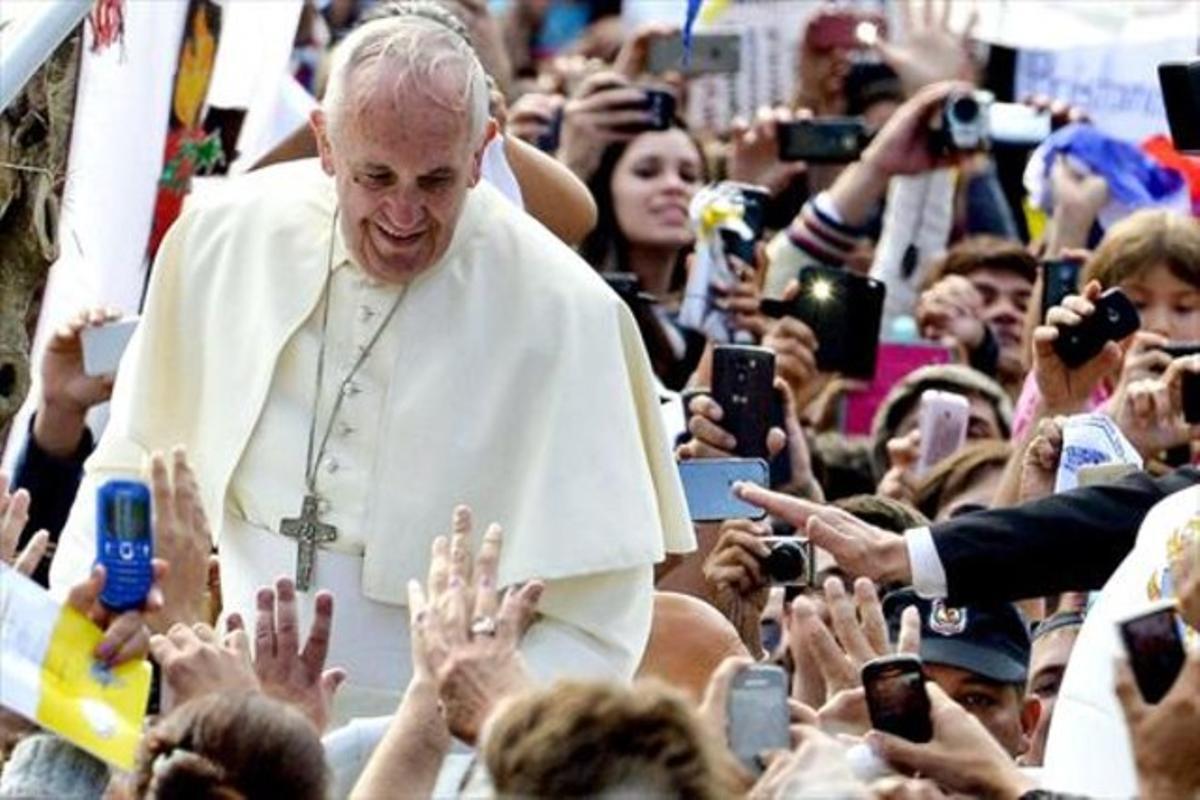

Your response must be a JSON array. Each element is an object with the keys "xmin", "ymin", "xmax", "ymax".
[
  {"xmin": 678, "ymin": 458, "xmax": 769, "ymax": 523},
  {"xmin": 95, "ymin": 480, "xmax": 153, "ymax": 611}
]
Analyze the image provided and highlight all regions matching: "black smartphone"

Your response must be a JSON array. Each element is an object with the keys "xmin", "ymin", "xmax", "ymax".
[
  {"xmin": 1053, "ymin": 288, "xmax": 1141, "ymax": 369},
  {"xmin": 1041, "ymin": 259, "xmax": 1082, "ymax": 321},
  {"xmin": 791, "ymin": 265, "xmax": 886, "ymax": 380},
  {"xmin": 777, "ymin": 118, "xmax": 868, "ymax": 163},
  {"xmin": 534, "ymin": 107, "xmax": 563, "ymax": 153},
  {"xmin": 643, "ymin": 89, "xmax": 676, "ymax": 131},
  {"xmin": 1118, "ymin": 600, "xmax": 1186, "ymax": 704},
  {"xmin": 862, "ymin": 654, "xmax": 934, "ymax": 743},
  {"xmin": 1184, "ymin": 370, "xmax": 1200, "ymax": 424},
  {"xmin": 1158, "ymin": 61, "xmax": 1200, "ymax": 154},
  {"xmin": 712, "ymin": 345, "xmax": 775, "ymax": 459},
  {"xmin": 727, "ymin": 664, "xmax": 790, "ymax": 774}
]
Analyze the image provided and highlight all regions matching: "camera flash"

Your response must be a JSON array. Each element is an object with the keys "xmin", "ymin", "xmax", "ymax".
[
  {"xmin": 811, "ymin": 279, "xmax": 833, "ymax": 302},
  {"xmin": 855, "ymin": 21, "xmax": 878, "ymax": 46}
]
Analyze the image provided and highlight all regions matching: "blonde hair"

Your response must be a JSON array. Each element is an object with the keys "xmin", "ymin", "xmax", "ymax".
[
  {"xmin": 323, "ymin": 13, "xmax": 489, "ymax": 145},
  {"xmin": 1083, "ymin": 209, "xmax": 1200, "ymax": 290},
  {"xmin": 482, "ymin": 680, "xmax": 740, "ymax": 798}
]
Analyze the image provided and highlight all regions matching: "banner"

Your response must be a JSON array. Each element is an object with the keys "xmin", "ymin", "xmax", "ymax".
[{"xmin": 1015, "ymin": 38, "xmax": 1197, "ymax": 145}]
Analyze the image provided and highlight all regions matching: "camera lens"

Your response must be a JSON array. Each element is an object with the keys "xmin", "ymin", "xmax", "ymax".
[
  {"xmin": 735, "ymin": 368, "xmax": 749, "ymax": 385},
  {"xmin": 762, "ymin": 540, "xmax": 808, "ymax": 584},
  {"xmin": 1107, "ymin": 307, "xmax": 1121, "ymax": 324},
  {"xmin": 949, "ymin": 95, "xmax": 979, "ymax": 123}
]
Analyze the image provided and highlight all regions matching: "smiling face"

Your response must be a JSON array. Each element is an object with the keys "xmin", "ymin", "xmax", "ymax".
[
  {"xmin": 609, "ymin": 128, "xmax": 704, "ymax": 251},
  {"xmin": 311, "ymin": 66, "xmax": 492, "ymax": 284}
]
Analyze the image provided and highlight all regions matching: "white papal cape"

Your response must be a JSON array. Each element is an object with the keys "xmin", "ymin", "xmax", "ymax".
[
  {"xmin": 50, "ymin": 159, "xmax": 695, "ymax": 701},
  {"xmin": 1042, "ymin": 484, "xmax": 1200, "ymax": 796}
]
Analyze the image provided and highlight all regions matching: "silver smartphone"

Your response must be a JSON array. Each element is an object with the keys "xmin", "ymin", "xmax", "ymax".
[
  {"xmin": 728, "ymin": 663, "xmax": 790, "ymax": 774},
  {"xmin": 647, "ymin": 32, "xmax": 741, "ymax": 76},
  {"xmin": 678, "ymin": 458, "xmax": 768, "ymax": 522}
]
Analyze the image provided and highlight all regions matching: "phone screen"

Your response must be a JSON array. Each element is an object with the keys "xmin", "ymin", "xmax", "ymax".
[
  {"xmin": 1120, "ymin": 607, "xmax": 1185, "ymax": 703},
  {"xmin": 728, "ymin": 666, "xmax": 790, "ymax": 772},
  {"xmin": 104, "ymin": 492, "xmax": 150, "ymax": 541},
  {"xmin": 678, "ymin": 458, "xmax": 769, "ymax": 522},
  {"xmin": 864, "ymin": 660, "xmax": 933, "ymax": 742},
  {"xmin": 1041, "ymin": 260, "xmax": 1081, "ymax": 321}
]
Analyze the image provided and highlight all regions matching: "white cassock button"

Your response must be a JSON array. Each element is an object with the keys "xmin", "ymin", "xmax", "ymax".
[
  {"xmin": 337, "ymin": 422, "xmax": 355, "ymax": 437},
  {"xmin": 358, "ymin": 305, "xmax": 377, "ymax": 322},
  {"xmin": 342, "ymin": 381, "xmax": 362, "ymax": 398},
  {"xmin": 324, "ymin": 456, "xmax": 340, "ymax": 474}
]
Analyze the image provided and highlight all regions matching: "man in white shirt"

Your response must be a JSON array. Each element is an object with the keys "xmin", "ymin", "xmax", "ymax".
[{"xmin": 50, "ymin": 13, "xmax": 693, "ymax": 719}]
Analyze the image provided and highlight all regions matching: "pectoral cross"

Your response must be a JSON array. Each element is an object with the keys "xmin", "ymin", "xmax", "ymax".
[{"xmin": 280, "ymin": 494, "xmax": 337, "ymax": 591}]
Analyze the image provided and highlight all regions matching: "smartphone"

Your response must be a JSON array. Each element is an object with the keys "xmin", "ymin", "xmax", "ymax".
[
  {"xmin": 1118, "ymin": 600, "xmax": 1186, "ymax": 704},
  {"xmin": 678, "ymin": 458, "xmax": 768, "ymax": 522},
  {"xmin": 916, "ymin": 390, "xmax": 970, "ymax": 476},
  {"xmin": 81, "ymin": 317, "xmax": 139, "ymax": 377},
  {"xmin": 642, "ymin": 88, "xmax": 676, "ymax": 131},
  {"xmin": 1041, "ymin": 260, "xmax": 1082, "ymax": 321},
  {"xmin": 862, "ymin": 654, "xmax": 934, "ymax": 743},
  {"xmin": 712, "ymin": 345, "xmax": 776, "ymax": 459},
  {"xmin": 792, "ymin": 265, "xmax": 886, "ymax": 380},
  {"xmin": 95, "ymin": 480, "xmax": 154, "ymax": 611},
  {"xmin": 1184, "ymin": 370, "xmax": 1200, "ymax": 424},
  {"xmin": 534, "ymin": 107, "xmax": 563, "ymax": 153},
  {"xmin": 1158, "ymin": 61, "xmax": 1200, "ymax": 154},
  {"xmin": 727, "ymin": 664, "xmax": 790, "ymax": 774},
  {"xmin": 646, "ymin": 32, "xmax": 741, "ymax": 75},
  {"xmin": 777, "ymin": 118, "xmax": 868, "ymax": 163},
  {"xmin": 1053, "ymin": 288, "xmax": 1141, "ymax": 369}
]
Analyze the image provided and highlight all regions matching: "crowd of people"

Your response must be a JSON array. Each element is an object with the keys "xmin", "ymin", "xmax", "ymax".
[{"xmin": 2, "ymin": 0, "xmax": 1200, "ymax": 797}]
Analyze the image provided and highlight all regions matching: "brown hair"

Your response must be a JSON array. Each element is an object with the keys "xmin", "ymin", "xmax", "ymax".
[
  {"xmin": 913, "ymin": 440, "xmax": 1012, "ymax": 520},
  {"xmin": 135, "ymin": 692, "xmax": 327, "ymax": 800},
  {"xmin": 1083, "ymin": 209, "xmax": 1200, "ymax": 290},
  {"xmin": 482, "ymin": 680, "xmax": 740, "ymax": 799},
  {"xmin": 926, "ymin": 235, "xmax": 1039, "ymax": 289},
  {"xmin": 834, "ymin": 493, "xmax": 930, "ymax": 533}
]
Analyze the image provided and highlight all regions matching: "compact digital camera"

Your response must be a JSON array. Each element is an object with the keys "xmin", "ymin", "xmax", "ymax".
[
  {"xmin": 759, "ymin": 536, "xmax": 815, "ymax": 587},
  {"xmin": 933, "ymin": 90, "xmax": 993, "ymax": 153}
]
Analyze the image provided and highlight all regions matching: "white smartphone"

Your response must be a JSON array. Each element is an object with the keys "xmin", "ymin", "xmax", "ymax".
[
  {"xmin": 81, "ymin": 318, "xmax": 139, "ymax": 377},
  {"xmin": 916, "ymin": 389, "xmax": 970, "ymax": 476},
  {"xmin": 727, "ymin": 664, "xmax": 790, "ymax": 774}
]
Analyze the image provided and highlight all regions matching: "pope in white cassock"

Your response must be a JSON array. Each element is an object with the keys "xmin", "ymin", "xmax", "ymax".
[{"xmin": 49, "ymin": 14, "xmax": 695, "ymax": 718}]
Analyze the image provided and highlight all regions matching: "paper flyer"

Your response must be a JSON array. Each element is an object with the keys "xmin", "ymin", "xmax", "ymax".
[
  {"xmin": 1054, "ymin": 413, "xmax": 1143, "ymax": 494},
  {"xmin": 0, "ymin": 565, "xmax": 151, "ymax": 771}
]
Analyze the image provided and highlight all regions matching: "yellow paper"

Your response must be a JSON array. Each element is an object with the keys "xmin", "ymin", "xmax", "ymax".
[{"xmin": 35, "ymin": 605, "xmax": 151, "ymax": 771}]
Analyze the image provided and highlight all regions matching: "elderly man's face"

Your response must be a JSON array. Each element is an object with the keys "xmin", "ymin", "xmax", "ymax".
[{"xmin": 312, "ymin": 74, "xmax": 490, "ymax": 284}]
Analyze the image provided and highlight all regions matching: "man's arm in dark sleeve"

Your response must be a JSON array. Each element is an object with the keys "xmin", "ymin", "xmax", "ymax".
[
  {"xmin": 931, "ymin": 467, "xmax": 1199, "ymax": 606},
  {"xmin": 11, "ymin": 415, "xmax": 95, "ymax": 586}
]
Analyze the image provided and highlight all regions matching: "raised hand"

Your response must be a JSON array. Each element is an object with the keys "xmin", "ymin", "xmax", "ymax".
[
  {"xmin": 727, "ymin": 107, "xmax": 810, "ymax": 196},
  {"xmin": 703, "ymin": 519, "xmax": 772, "ymax": 657},
  {"xmin": 34, "ymin": 307, "xmax": 122, "ymax": 458},
  {"xmin": 877, "ymin": 429, "xmax": 922, "ymax": 506},
  {"xmin": 867, "ymin": 682, "xmax": 1035, "ymax": 798},
  {"xmin": 1018, "ymin": 417, "xmax": 1064, "ymax": 503},
  {"xmin": 916, "ymin": 274, "xmax": 987, "ymax": 358},
  {"xmin": 150, "ymin": 621, "xmax": 258, "ymax": 709},
  {"xmin": 736, "ymin": 485, "xmax": 912, "ymax": 587},
  {"xmin": 1103, "ymin": 355, "xmax": 1200, "ymax": 460},
  {"xmin": 876, "ymin": 0, "xmax": 978, "ymax": 96},
  {"xmin": 147, "ymin": 448, "xmax": 215, "ymax": 633},
  {"xmin": 0, "ymin": 474, "xmax": 49, "ymax": 577},
  {"xmin": 557, "ymin": 71, "xmax": 653, "ymax": 179},
  {"xmin": 232, "ymin": 577, "xmax": 345, "ymax": 734},
  {"xmin": 1031, "ymin": 280, "xmax": 1125, "ymax": 415},
  {"xmin": 408, "ymin": 506, "xmax": 543, "ymax": 744},
  {"xmin": 66, "ymin": 560, "xmax": 167, "ymax": 667}
]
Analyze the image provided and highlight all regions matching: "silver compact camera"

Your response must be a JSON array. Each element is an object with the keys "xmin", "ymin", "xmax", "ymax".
[
  {"xmin": 935, "ymin": 90, "xmax": 993, "ymax": 153},
  {"xmin": 759, "ymin": 536, "xmax": 815, "ymax": 587}
]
